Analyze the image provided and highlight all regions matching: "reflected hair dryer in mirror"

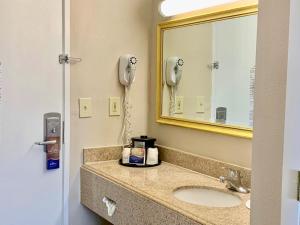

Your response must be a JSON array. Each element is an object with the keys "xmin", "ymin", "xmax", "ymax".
[
  {"xmin": 165, "ymin": 57, "xmax": 184, "ymax": 116},
  {"xmin": 165, "ymin": 57, "xmax": 184, "ymax": 87}
]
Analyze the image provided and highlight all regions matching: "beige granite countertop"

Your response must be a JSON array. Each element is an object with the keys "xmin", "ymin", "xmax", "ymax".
[{"xmin": 82, "ymin": 160, "xmax": 250, "ymax": 225}]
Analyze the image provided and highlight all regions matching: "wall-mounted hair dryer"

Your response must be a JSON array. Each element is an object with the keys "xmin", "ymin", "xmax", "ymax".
[
  {"xmin": 165, "ymin": 57, "xmax": 184, "ymax": 87},
  {"xmin": 119, "ymin": 54, "xmax": 138, "ymax": 87},
  {"xmin": 118, "ymin": 54, "xmax": 138, "ymax": 146}
]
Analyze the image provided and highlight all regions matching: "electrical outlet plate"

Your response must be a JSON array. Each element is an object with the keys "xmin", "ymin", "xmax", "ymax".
[
  {"xmin": 175, "ymin": 96, "xmax": 184, "ymax": 114},
  {"xmin": 79, "ymin": 98, "xmax": 92, "ymax": 118},
  {"xmin": 109, "ymin": 97, "xmax": 121, "ymax": 116}
]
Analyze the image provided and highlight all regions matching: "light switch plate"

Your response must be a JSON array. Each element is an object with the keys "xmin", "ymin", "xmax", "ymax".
[
  {"xmin": 109, "ymin": 97, "xmax": 121, "ymax": 116},
  {"xmin": 175, "ymin": 96, "xmax": 184, "ymax": 114},
  {"xmin": 196, "ymin": 96, "xmax": 205, "ymax": 113},
  {"xmin": 79, "ymin": 98, "xmax": 92, "ymax": 118}
]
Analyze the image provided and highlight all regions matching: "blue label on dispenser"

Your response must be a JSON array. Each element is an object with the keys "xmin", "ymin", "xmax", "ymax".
[{"xmin": 47, "ymin": 159, "xmax": 59, "ymax": 170}]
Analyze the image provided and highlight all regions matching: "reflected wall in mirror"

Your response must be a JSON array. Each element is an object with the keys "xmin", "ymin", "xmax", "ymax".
[{"xmin": 157, "ymin": 5, "xmax": 258, "ymax": 138}]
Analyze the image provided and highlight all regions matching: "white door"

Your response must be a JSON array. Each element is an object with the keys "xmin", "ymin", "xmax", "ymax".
[{"xmin": 0, "ymin": 1, "xmax": 66, "ymax": 225}]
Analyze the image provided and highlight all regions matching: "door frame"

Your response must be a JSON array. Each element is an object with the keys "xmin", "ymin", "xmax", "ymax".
[
  {"xmin": 62, "ymin": 0, "xmax": 70, "ymax": 225},
  {"xmin": 251, "ymin": 0, "xmax": 300, "ymax": 224}
]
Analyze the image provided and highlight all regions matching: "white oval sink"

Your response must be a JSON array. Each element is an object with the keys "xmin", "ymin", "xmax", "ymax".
[{"xmin": 173, "ymin": 186, "xmax": 242, "ymax": 208}]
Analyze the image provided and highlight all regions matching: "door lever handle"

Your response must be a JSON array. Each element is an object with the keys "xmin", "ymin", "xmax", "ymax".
[{"xmin": 35, "ymin": 140, "xmax": 57, "ymax": 146}]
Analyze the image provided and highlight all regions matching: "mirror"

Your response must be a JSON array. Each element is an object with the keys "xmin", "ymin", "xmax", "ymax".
[{"xmin": 157, "ymin": 5, "xmax": 258, "ymax": 138}]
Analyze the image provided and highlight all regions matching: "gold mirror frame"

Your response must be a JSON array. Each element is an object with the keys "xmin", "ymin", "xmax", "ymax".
[{"xmin": 156, "ymin": 3, "xmax": 258, "ymax": 139}]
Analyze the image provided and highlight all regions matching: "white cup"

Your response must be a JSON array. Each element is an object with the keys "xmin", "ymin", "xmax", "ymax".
[
  {"xmin": 146, "ymin": 148, "xmax": 158, "ymax": 165},
  {"xmin": 122, "ymin": 148, "xmax": 131, "ymax": 164}
]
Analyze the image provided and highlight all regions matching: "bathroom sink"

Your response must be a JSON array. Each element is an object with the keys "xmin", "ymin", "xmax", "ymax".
[{"xmin": 173, "ymin": 186, "xmax": 242, "ymax": 208}]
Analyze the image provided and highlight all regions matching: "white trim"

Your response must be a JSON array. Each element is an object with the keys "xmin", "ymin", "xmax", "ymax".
[{"xmin": 62, "ymin": 0, "xmax": 70, "ymax": 225}]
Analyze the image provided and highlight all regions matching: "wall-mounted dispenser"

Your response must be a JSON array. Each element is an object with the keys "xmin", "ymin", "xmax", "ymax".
[{"xmin": 119, "ymin": 54, "xmax": 138, "ymax": 146}]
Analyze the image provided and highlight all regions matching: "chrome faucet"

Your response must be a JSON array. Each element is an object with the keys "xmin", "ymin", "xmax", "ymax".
[{"xmin": 219, "ymin": 168, "xmax": 249, "ymax": 194}]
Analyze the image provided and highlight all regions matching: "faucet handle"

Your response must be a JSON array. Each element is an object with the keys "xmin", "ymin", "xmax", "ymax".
[
  {"xmin": 219, "ymin": 176, "xmax": 226, "ymax": 183},
  {"xmin": 222, "ymin": 167, "xmax": 242, "ymax": 179},
  {"xmin": 220, "ymin": 167, "xmax": 249, "ymax": 194}
]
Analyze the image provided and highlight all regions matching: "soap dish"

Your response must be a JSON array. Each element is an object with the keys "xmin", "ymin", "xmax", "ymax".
[{"xmin": 119, "ymin": 159, "xmax": 161, "ymax": 168}]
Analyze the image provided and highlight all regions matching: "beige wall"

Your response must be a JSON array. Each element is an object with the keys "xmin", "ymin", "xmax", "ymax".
[
  {"xmin": 69, "ymin": 0, "xmax": 300, "ymax": 224},
  {"xmin": 70, "ymin": 0, "xmax": 153, "ymax": 224},
  {"xmin": 70, "ymin": 1, "xmax": 256, "ymax": 224},
  {"xmin": 149, "ymin": 0, "xmax": 252, "ymax": 168}
]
